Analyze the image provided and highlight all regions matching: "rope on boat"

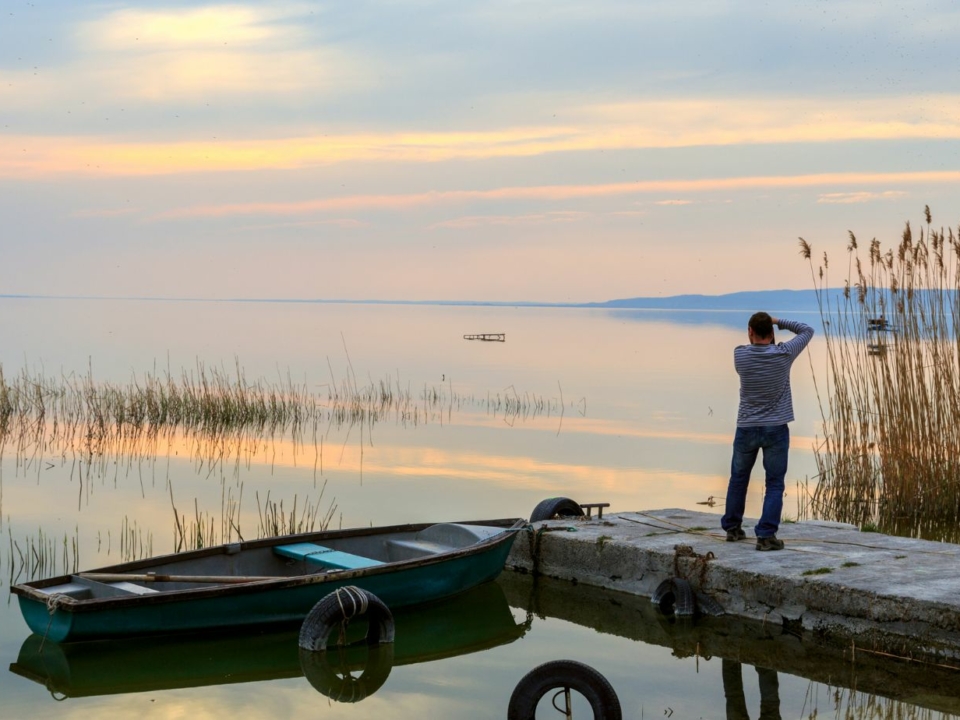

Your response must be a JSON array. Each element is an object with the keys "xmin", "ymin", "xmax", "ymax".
[
  {"xmin": 39, "ymin": 593, "xmax": 69, "ymax": 654},
  {"xmin": 45, "ymin": 592, "xmax": 68, "ymax": 614},
  {"xmin": 300, "ymin": 585, "xmax": 395, "ymax": 651},
  {"xmin": 334, "ymin": 585, "xmax": 369, "ymax": 619},
  {"xmin": 334, "ymin": 585, "xmax": 369, "ymax": 646}
]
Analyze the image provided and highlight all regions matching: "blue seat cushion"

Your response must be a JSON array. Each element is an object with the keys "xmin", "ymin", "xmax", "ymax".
[{"xmin": 274, "ymin": 542, "xmax": 383, "ymax": 570}]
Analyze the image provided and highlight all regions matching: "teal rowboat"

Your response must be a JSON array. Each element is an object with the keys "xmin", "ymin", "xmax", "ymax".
[
  {"xmin": 12, "ymin": 518, "xmax": 524, "ymax": 643},
  {"xmin": 10, "ymin": 580, "xmax": 529, "ymax": 699}
]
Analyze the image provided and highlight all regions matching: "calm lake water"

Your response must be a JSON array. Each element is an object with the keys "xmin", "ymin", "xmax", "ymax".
[{"xmin": 1, "ymin": 299, "xmax": 956, "ymax": 719}]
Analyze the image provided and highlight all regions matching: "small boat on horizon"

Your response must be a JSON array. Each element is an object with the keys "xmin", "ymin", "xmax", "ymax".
[{"xmin": 12, "ymin": 518, "xmax": 525, "ymax": 644}]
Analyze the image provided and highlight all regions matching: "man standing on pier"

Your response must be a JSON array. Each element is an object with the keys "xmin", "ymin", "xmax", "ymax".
[{"xmin": 722, "ymin": 313, "xmax": 814, "ymax": 551}]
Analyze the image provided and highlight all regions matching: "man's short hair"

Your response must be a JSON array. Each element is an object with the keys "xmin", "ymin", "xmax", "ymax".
[{"xmin": 749, "ymin": 312, "xmax": 774, "ymax": 339}]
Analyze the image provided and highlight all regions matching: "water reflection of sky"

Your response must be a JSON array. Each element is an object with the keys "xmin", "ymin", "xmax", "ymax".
[
  {"xmin": 3, "ymin": 300, "xmax": 908, "ymax": 718},
  {"xmin": 5, "ymin": 573, "xmax": 959, "ymax": 719},
  {"xmin": 0, "ymin": 300, "xmax": 825, "ymax": 533}
]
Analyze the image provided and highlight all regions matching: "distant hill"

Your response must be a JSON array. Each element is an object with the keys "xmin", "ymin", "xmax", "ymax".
[{"xmin": 587, "ymin": 289, "xmax": 825, "ymax": 311}]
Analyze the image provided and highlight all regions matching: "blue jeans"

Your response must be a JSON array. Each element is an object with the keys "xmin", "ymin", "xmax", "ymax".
[
  {"xmin": 721, "ymin": 425, "xmax": 789, "ymax": 538},
  {"xmin": 723, "ymin": 659, "xmax": 782, "ymax": 720}
]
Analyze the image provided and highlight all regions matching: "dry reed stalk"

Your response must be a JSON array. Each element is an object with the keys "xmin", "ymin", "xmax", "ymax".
[
  {"xmin": 255, "ymin": 482, "xmax": 336, "ymax": 538},
  {"xmin": 0, "ymin": 359, "xmax": 563, "ymax": 491},
  {"xmin": 802, "ymin": 208, "xmax": 960, "ymax": 540},
  {"xmin": 4, "ymin": 527, "xmax": 80, "ymax": 583}
]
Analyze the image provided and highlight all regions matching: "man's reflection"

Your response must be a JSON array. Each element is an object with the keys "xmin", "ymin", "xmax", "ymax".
[{"xmin": 722, "ymin": 659, "xmax": 781, "ymax": 720}]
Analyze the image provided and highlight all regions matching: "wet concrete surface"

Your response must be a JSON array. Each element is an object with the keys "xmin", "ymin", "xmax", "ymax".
[{"xmin": 505, "ymin": 509, "xmax": 960, "ymax": 663}]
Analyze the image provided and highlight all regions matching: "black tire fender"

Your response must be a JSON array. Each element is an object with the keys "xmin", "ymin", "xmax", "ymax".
[
  {"xmin": 507, "ymin": 659, "xmax": 622, "ymax": 720},
  {"xmin": 299, "ymin": 585, "xmax": 396, "ymax": 652},
  {"xmin": 651, "ymin": 577, "xmax": 696, "ymax": 617},
  {"xmin": 530, "ymin": 497, "xmax": 585, "ymax": 523},
  {"xmin": 299, "ymin": 644, "xmax": 394, "ymax": 703},
  {"xmin": 694, "ymin": 589, "xmax": 725, "ymax": 617}
]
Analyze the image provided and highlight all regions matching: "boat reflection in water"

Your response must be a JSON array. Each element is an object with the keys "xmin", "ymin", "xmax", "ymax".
[{"xmin": 10, "ymin": 580, "xmax": 528, "ymax": 703}]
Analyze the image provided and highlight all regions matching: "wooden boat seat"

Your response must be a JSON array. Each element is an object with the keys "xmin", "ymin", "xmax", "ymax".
[
  {"xmin": 109, "ymin": 581, "xmax": 159, "ymax": 595},
  {"xmin": 274, "ymin": 543, "xmax": 384, "ymax": 570}
]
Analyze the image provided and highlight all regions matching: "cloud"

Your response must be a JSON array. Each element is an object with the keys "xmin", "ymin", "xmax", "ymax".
[
  {"xmin": 653, "ymin": 199, "xmax": 694, "ymax": 206},
  {"xmin": 234, "ymin": 218, "xmax": 368, "ymax": 231},
  {"xmin": 153, "ymin": 170, "xmax": 960, "ymax": 220},
  {"xmin": 575, "ymin": 95, "xmax": 960, "ymax": 146},
  {"xmin": 816, "ymin": 190, "xmax": 908, "ymax": 204},
  {"xmin": 79, "ymin": 6, "xmax": 293, "ymax": 52},
  {"xmin": 0, "ymin": 127, "xmax": 576, "ymax": 177},
  {"xmin": 71, "ymin": 207, "xmax": 141, "ymax": 218},
  {"xmin": 91, "ymin": 49, "xmax": 340, "ymax": 102},
  {"xmin": 7, "ymin": 93, "xmax": 960, "ymax": 176},
  {"xmin": 430, "ymin": 211, "xmax": 588, "ymax": 228},
  {"xmin": 0, "ymin": 5, "xmax": 362, "ymax": 108}
]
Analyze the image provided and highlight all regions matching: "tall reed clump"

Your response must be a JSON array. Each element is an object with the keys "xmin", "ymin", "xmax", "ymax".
[
  {"xmin": 0, "ymin": 359, "xmax": 563, "ymax": 471},
  {"xmin": 801, "ymin": 207, "xmax": 960, "ymax": 540}
]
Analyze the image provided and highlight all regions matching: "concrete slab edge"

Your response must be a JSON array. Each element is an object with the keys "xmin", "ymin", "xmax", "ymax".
[{"xmin": 506, "ymin": 516, "xmax": 960, "ymax": 662}]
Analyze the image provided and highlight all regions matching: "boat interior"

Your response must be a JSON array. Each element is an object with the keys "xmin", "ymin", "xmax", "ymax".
[{"xmin": 27, "ymin": 522, "xmax": 511, "ymax": 601}]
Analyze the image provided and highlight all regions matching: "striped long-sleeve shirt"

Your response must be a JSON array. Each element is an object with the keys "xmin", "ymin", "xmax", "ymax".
[{"xmin": 734, "ymin": 318, "xmax": 814, "ymax": 427}]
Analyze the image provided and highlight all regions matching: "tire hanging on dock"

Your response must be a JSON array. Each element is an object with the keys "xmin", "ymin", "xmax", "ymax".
[
  {"xmin": 529, "ymin": 497, "xmax": 585, "ymax": 523},
  {"xmin": 507, "ymin": 659, "xmax": 622, "ymax": 720},
  {"xmin": 651, "ymin": 577, "xmax": 725, "ymax": 617},
  {"xmin": 651, "ymin": 577, "xmax": 697, "ymax": 617},
  {"xmin": 299, "ymin": 585, "xmax": 396, "ymax": 652}
]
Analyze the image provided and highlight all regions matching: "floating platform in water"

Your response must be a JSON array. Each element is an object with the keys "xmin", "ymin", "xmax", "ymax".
[{"xmin": 463, "ymin": 333, "xmax": 505, "ymax": 342}]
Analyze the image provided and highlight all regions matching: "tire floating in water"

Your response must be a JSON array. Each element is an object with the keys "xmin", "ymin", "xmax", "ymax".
[
  {"xmin": 530, "ymin": 497, "xmax": 585, "ymax": 523},
  {"xmin": 507, "ymin": 659, "xmax": 622, "ymax": 720},
  {"xmin": 299, "ymin": 585, "xmax": 396, "ymax": 652}
]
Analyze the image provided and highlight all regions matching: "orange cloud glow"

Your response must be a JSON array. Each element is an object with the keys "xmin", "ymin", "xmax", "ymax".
[
  {"xmin": 6, "ymin": 94, "xmax": 960, "ymax": 177},
  {"xmin": 154, "ymin": 170, "xmax": 960, "ymax": 220},
  {"xmin": 430, "ymin": 211, "xmax": 589, "ymax": 228},
  {"xmin": 816, "ymin": 190, "xmax": 908, "ymax": 204}
]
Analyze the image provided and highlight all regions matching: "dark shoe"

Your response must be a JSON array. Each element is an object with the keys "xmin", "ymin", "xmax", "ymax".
[
  {"xmin": 725, "ymin": 527, "xmax": 746, "ymax": 542},
  {"xmin": 756, "ymin": 536, "xmax": 785, "ymax": 551}
]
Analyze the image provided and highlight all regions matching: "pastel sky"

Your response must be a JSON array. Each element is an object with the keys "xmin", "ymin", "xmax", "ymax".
[{"xmin": 2, "ymin": 0, "xmax": 959, "ymax": 302}]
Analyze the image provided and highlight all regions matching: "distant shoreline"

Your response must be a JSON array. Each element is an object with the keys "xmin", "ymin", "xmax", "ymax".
[{"xmin": 0, "ymin": 289, "xmax": 828, "ymax": 312}]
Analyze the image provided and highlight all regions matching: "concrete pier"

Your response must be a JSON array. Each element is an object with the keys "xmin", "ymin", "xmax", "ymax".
[{"xmin": 505, "ymin": 509, "xmax": 960, "ymax": 662}]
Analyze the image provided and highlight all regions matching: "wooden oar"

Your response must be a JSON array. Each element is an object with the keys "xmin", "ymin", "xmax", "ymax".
[{"xmin": 79, "ymin": 572, "xmax": 279, "ymax": 585}]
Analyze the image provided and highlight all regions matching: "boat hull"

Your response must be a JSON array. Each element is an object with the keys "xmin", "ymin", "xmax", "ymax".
[
  {"xmin": 15, "ymin": 519, "xmax": 523, "ymax": 643},
  {"xmin": 11, "ymin": 580, "xmax": 527, "ymax": 698}
]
